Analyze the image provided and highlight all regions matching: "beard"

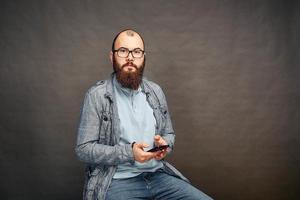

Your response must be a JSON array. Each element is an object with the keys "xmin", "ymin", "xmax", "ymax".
[{"xmin": 113, "ymin": 56, "xmax": 145, "ymax": 90}]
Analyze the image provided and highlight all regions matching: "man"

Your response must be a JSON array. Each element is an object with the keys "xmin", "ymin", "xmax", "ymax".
[{"xmin": 75, "ymin": 29, "xmax": 213, "ymax": 200}]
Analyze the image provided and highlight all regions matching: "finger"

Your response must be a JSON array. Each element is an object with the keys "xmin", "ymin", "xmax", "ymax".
[
  {"xmin": 155, "ymin": 153, "xmax": 165, "ymax": 160},
  {"xmin": 157, "ymin": 152, "xmax": 164, "ymax": 157},
  {"xmin": 155, "ymin": 151, "xmax": 162, "ymax": 156},
  {"xmin": 154, "ymin": 153, "xmax": 160, "ymax": 159},
  {"xmin": 154, "ymin": 150, "xmax": 163, "ymax": 157},
  {"xmin": 157, "ymin": 149, "xmax": 167, "ymax": 157},
  {"xmin": 143, "ymin": 152, "xmax": 157, "ymax": 160}
]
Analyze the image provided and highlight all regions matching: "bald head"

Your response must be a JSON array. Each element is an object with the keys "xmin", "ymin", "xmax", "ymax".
[{"xmin": 112, "ymin": 29, "xmax": 145, "ymax": 51}]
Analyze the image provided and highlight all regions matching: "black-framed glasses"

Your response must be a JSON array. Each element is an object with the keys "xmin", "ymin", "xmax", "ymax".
[{"xmin": 113, "ymin": 47, "xmax": 145, "ymax": 58}]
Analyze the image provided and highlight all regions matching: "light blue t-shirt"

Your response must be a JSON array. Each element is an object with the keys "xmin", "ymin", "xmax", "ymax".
[{"xmin": 112, "ymin": 76, "xmax": 163, "ymax": 179}]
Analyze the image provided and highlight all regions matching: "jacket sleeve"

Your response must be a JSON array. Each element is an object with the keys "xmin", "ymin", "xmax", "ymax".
[
  {"xmin": 75, "ymin": 90, "xmax": 135, "ymax": 165},
  {"xmin": 156, "ymin": 86, "xmax": 175, "ymax": 153}
]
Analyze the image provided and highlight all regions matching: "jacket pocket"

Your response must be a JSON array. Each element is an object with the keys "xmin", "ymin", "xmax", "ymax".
[
  {"xmin": 159, "ymin": 105, "xmax": 168, "ymax": 119},
  {"xmin": 99, "ymin": 111, "xmax": 112, "ymax": 143},
  {"xmin": 86, "ymin": 166, "xmax": 105, "ymax": 194},
  {"xmin": 158, "ymin": 105, "xmax": 169, "ymax": 132},
  {"xmin": 84, "ymin": 166, "xmax": 104, "ymax": 200}
]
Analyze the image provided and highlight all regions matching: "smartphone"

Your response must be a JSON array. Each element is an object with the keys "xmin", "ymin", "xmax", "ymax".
[{"xmin": 147, "ymin": 145, "xmax": 169, "ymax": 152}]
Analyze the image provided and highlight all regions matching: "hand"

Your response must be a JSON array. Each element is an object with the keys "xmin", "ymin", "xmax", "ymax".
[
  {"xmin": 132, "ymin": 143, "xmax": 159, "ymax": 163},
  {"xmin": 153, "ymin": 135, "xmax": 169, "ymax": 160}
]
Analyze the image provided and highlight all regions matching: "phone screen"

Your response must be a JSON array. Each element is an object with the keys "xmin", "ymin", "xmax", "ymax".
[{"xmin": 147, "ymin": 145, "xmax": 169, "ymax": 152}]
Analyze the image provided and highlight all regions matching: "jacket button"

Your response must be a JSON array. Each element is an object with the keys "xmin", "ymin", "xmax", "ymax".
[{"xmin": 97, "ymin": 80, "xmax": 105, "ymax": 85}]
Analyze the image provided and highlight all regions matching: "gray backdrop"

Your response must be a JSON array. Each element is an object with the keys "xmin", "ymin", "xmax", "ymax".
[{"xmin": 1, "ymin": 0, "xmax": 299, "ymax": 199}]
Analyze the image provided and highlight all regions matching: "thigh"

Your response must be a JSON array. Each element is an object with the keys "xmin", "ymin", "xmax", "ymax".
[
  {"xmin": 105, "ymin": 176, "xmax": 151, "ymax": 200},
  {"xmin": 150, "ymin": 172, "xmax": 213, "ymax": 200}
]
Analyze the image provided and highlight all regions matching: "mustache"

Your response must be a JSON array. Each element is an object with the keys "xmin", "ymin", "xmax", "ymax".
[{"xmin": 121, "ymin": 62, "xmax": 138, "ymax": 70}]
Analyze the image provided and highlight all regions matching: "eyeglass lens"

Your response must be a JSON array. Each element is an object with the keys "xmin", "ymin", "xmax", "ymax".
[{"xmin": 117, "ymin": 48, "xmax": 144, "ymax": 58}]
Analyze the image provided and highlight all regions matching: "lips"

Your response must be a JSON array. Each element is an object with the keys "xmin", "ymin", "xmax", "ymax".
[
  {"xmin": 122, "ymin": 63, "xmax": 137, "ymax": 70},
  {"xmin": 126, "ymin": 63, "xmax": 134, "ymax": 66}
]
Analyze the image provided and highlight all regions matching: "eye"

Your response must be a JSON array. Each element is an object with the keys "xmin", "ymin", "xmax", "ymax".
[
  {"xmin": 118, "ymin": 48, "xmax": 127, "ymax": 53},
  {"xmin": 133, "ymin": 49, "xmax": 143, "ymax": 55}
]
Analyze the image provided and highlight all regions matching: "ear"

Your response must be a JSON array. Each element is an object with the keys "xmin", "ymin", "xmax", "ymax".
[{"xmin": 109, "ymin": 51, "xmax": 113, "ymax": 63}]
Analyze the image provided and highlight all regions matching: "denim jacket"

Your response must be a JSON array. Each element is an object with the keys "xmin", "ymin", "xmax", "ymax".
[{"xmin": 75, "ymin": 73, "xmax": 189, "ymax": 200}]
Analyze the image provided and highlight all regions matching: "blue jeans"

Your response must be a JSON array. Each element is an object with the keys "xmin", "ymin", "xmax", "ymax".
[{"xmin": 105, "ymin": 169, "xmax": 213, "ymax": 200}]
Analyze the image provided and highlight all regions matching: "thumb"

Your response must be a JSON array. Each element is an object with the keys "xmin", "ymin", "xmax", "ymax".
[
  {"xmin": 154, "ymin": 135, "xmax": 161, "ymax": 141},
  {"xmin": 136, "ymin": 143, "xmax": 149, "ymax": 149},
  {"xmin": 142, "ymin": 143, "xmax": 149, "ymax": 148}
]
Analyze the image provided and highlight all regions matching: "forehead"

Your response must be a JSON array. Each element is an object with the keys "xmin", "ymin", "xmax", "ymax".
[{"xmin": 114, "ymin": 32, "xmax": 144, "ymax": 50}]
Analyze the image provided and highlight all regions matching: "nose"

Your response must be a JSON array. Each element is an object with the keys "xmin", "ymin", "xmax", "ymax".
[{"xmin": 126, "ymin": 51, "xmax": 134, "ymax": 61}]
